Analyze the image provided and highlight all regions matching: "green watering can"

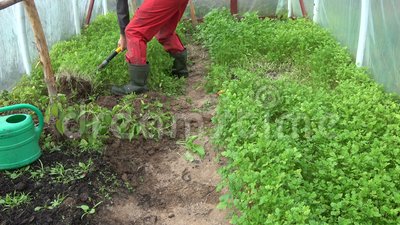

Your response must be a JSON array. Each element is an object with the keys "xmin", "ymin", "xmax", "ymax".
[{"xmin": 0, "ymin": 104, "xmax": 44, "ymax": 170}]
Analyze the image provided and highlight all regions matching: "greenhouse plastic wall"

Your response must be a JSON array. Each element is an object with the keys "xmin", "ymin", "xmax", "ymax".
[
  {"xmin": 238, "ymin": 0, "xmax": 278, "ymax": 16},
  {"xmin": 293, "ymin": 0, "xmax": 400, "ymax": 94},
  {"xmin": 188, "ymin": 0, "xmax": 229, "ymax": 17},
  {"xmin": 312, "ymin": 0, "xmax": 361, "ymax": 63},
  {"xmin": 364, "ymin": 0, "xmax": 400, "ymax": 94},
  {"xmin": 0, "ymin": 0, "xmax": 111, "ymax": 91},
  {"xmin": 292, "ymin": 0, "xmax": 313, "ymax": 18}
]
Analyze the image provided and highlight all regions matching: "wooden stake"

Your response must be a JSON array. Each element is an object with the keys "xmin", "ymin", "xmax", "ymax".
[
  {"xmin": 230, "ymin": 0, "xmax": 238, "ymax": 15},
  {"xmin": 189, "ymin": 0, "xmax": 198, "ymax": 26},
  {"xmin": 299, "ymin": 0, "xmax": 308, "ymax": 17},
  {"xmin": 0, "ymin": 0, "xmax": 24, "ymax": 10},
  {"xmin": 23, "ymin": 0, "xmax": 57, "ymax": 99},
  {"xmin": 85, "ymin": 0, "xmax": 95, "ymax": 26}
]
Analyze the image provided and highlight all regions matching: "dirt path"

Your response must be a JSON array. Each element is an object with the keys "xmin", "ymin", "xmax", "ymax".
[{"xmin": 94, "ymin": 44, "xmax": 229, "ymax": 225}]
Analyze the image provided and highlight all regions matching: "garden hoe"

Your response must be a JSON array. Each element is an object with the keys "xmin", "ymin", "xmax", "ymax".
[{"xmin": 97, "ymin": 47, "xmax": 123, "ymax": 70}]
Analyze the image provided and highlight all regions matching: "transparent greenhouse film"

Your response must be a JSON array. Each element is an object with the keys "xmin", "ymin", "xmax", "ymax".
[
  {"xmin": 0, "ymin": 9, "xmax": 23, "ymax": 90},
  {"xmin": 317, "ymin": 0, "xmax": 361, "ymax": 56},
  {"xmin": 364, "ymin": 0, "xmax": 400, "ymax": 94},
  {"xmin": 291, "ymin": 0, "xmax": 314, "ymax": 18},
  {"xmin": 184, "ymin": 0, "xmax": 229, "ymax": 18},
  {"xmin": 0, "ymin": 0, "xmax": 107, "ymax": 91},
  {"xmin": 276, "ymin": 0, "xmax": 288, "ymax": 16},
  {"xmin": 237, "ymin": 0, "xmax": 279, "ymax": 16}
]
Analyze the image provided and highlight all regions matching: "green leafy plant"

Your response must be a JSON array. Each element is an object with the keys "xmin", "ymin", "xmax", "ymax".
[
  {"xmin": 77, "ymin": 201, "xmax": 102, "ymax": 219},
  {"xmin": 184, "ymin": 151, "xmax": 195, "ymax": 162},
  {"xmin": 198, "ymin": 9, "xmax": 400, "ymax": 225},
  {"xmin": 49, "ymin": 159, "xmax": 93, "ymax": 184},
  {"xmin": 0, "ymin": 192, "xmax": 31, "ymax": 210},
  {"xmin": 4, "ymin": 166, "xmax": 30, "ymax": 180},
  {"xmin": 34, "ymin": 194, "xmax": 66, "ymax": 211},
  {"xmin": 42, "ymin": 134, "xmax": 62, "ymax": 153},
  {"xmin": 178, "ymin": 135, "xmax": 206, "ymax": 159},
  {"xmin": 30, "ymin": 160, "xmax": 46, "ymax": 180}
]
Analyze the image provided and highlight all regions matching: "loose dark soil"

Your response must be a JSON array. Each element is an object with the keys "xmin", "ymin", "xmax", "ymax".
[{"xmin": 0, "ymin": 146, "xmax": 125, "ymax": 225}]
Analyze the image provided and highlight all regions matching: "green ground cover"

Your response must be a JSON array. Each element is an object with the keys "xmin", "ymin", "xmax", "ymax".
[{"xmin": 197, "ymin": 9, "xmax": 400, "ymax": 224}]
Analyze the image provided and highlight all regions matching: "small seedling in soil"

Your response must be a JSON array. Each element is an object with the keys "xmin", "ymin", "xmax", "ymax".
[
  {"xmin": 124, "ymin": 182, "xmax": 135, "ymax": 193},
  {"xmin": 78, "ymin": 138, "xmax": 105, "ymax": 153},
  {"xmin": 185, "ymin": 97, "xmax": 193, "ymax": 104},
  {"xmin": 49, "ymin": 163, "xmax": 67, "ymax": 183},
  {"xmin": 0, "ymin": 191, "xmax": 31, "ymax": 210},
  {"xmin": 184, "ymin": 151, "xmax": 195, "ymax": 162},
  {"xmin": 49, "ymin": 159, "xmax": 93, "ymax": 184},
  {"xmin": 191, "ymin": 108, "xmax": 202, "ymax": 113},
  {"xmin": 4, "ymin": 166, "xmax": 30, "ymax": 180},
  {"xmin": 98, "ymin": 186, "xmax": 111, "ymax": 200},
  {"xmin": 34, "ymin": 194, "xmax": 66, "ymax": 211},
  {"xmin": 30, "ymin": 160, "xmax": 46, "ymax": 180},
  {"xmin": 77, "ymin": 201, "xmax": 102, "ymax": 219},
  {"xmin": 42, "ymin": 134, "xmax": 62, "ymax": 153},
  {"xmin": 201, "ymin": 100, "xmax": 213, "ymax": 111},
  {"xmin": 178, "ymin": 135, "xmax": 206, "ymax": 159}
]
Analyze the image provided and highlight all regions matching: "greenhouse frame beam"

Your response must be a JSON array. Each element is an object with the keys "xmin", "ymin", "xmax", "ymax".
[
  {"xmin": 102, "ymin": 0, "xmax": 108, "ymax": 15},
  {"xmin": 15, "ymin": 2, "xmax": 31, "ymax": 75},
  {"xmin": 85, "ymin": 0, "xmax": 95, "ymax": 26},
  {"xmin": 288, "ymin": 0, "xmax": 293, "ymax": 18},
  {"xmin": 0, "ymin": 0, "xmax": 24, "ymax": 10},
  {"xmin": 356, "ymin": 0, "xmax": 370, "ymax": 67},
  {"xmin": 299, "ymin": 0, "xmax": 308, "ymax": 17},
  {"xmin": 72, "ymin": 0, "xmax": 81, "ymax": 35},
  {"xmin": 313, "ymin": 0, "xmax": 320, "ymax": 23},
  {"xmin": 189, "ymin": 0, "xmax": 198, "ymax": 26},
  {"xmin": 230, "ymin": 0, "xmax": 238, "ymax": 15}
]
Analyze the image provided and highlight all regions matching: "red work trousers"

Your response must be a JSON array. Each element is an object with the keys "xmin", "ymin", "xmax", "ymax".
[{"xmin": 125, "ymin": 0, "xmax": 189, "ymax": 65}]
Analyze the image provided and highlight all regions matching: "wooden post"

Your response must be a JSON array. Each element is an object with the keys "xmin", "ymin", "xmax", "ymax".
[
  {"xmin": 23, "ymin": 0, "xmax": 57, "ymax": 99},
  {"xmin": 299, "ymin": 0, "xmax": 308, "ymax": 17},
  {"xmin": 0, "ymin": 0, "xmax": 24, "ymax": 10},
  {"xmin": 85, "ymin": 0, "xmax": 95, "ymax": 26},
  {"xmin": 230, "ymin": 0, "xmax": 238, "ymax": 15},
  {"xmin": 189, "ymin": 0, "xmax": 198, "ymax": 26}
]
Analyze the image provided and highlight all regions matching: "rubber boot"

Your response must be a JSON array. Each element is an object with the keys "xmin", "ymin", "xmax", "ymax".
[
  {"xmin": 111, "ymin": 63, "xmax": 149, "ymax": 95},
  {"xmin": 170, "ymin": 49, "xmax": 189, "ymax": 78}
]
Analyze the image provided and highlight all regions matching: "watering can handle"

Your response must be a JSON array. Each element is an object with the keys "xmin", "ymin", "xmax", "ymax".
[{"xmin": 0, "ymin": 104, "xmax": 44, "ymax": 136}]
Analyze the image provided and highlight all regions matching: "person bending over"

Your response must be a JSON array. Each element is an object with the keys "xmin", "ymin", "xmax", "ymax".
[{"xmin": 112, "ymin": 0, "xmax": 189, "ymax": 95}]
